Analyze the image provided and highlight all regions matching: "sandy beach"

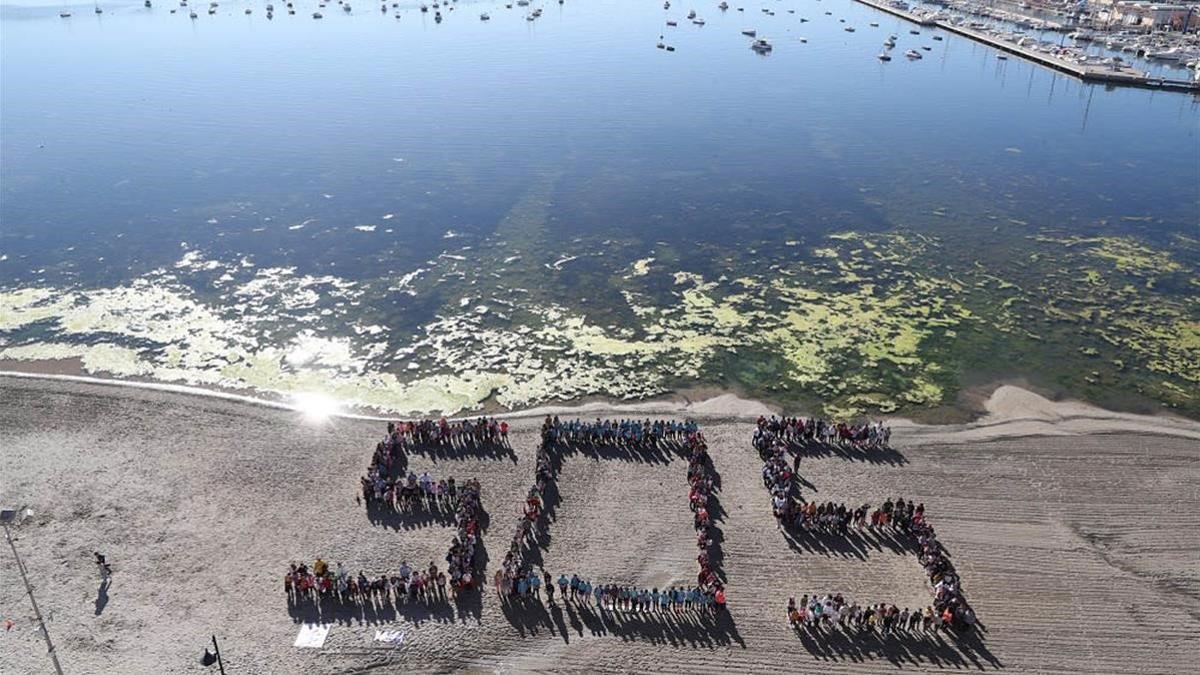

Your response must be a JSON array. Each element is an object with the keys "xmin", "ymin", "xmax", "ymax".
[{"xmin": 1, "ymin": 374, "xmax": 1198, "ymax": 674}]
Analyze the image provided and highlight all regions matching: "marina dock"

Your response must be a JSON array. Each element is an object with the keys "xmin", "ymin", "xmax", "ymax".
[{"xmin": 853, "ymin": 0, "xmax": 1199, "ymax": 93}]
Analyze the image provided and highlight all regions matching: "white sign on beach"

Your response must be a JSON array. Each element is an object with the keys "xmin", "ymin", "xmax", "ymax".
[
  {"xmin": 294, "ymin": 623, "xmax": 331, "ymax": 649},
  {"xmin": 373, "ymin": 629, "xmax": 406, "ymax": 646}
]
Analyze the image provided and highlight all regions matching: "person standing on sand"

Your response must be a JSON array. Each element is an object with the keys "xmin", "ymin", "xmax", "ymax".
[{"xmin": 93, "ymin": 552, "xmax": 112, "ymax": 577}]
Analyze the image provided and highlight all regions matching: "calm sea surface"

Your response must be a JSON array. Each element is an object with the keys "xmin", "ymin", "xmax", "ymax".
[{"xmin": 2, "ymin": 0, "xmax": 1198, "ymax": 418}]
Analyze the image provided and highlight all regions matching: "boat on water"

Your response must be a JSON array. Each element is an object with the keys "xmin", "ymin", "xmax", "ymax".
[
  {"xmin": 687, "ymin": 9, "xmax": 695, "ymax": 18},
  {"xmin": 997, "ymin": 54, "xmax": 1007, "ymax": 60},
  {"xmin": 905, "ymin": 49, "xmax": 922, "ymax": 59},
  {"xmin": 144, "ymin": 0, "xmax": 151, "ymax": 7},
  {"xmin": 59, "ymin": 10, "xmax": 71, "ymax": 16},
  {"xmin": 663, "ymin": 1, "xmax": 669, "ymax": 8},
  {"xmin": 693, "ymin": 18, "xmax": 705, "ymax": 25},
  {"xmin": 667, "ymin": 20, "xmax": 677, "ymax": 25},
  {"xmin": 741, "ymin": 29, "xmax": 756, "ymax": 37},
  {"xmin": 869, "ymin": 22, "xmax": 878, "ymax": 27},
  {"xmin": 878, "ymin": 52, "xmax": 891, "ymax": 61},
  {"xmin": 190, "ymin": 9, "xmax": 197, "ymax": 16},
  {"xmin": 719, "ymin": 1, "xmax": 728, "ymax": 9},
  {"xmin": 751, "ymin": 38, "xmax": 772, "ymax": 53},
  {"xmin": 480, "ymin": 12, "xmax": 489, "ymax": 20},
  {"xmin": 932, "ymin": 35, "xmax": 943, "ymax": 41},
  {"xmin": 312, "ymin": 10, "xmax": 322, "ymax": 17},
  {"xmin": 845, "ymin": 26, "xmax": 855, "ymax": 32}
]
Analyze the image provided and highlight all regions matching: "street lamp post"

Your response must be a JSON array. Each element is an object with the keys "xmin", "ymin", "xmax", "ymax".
[{"xmin": 1, "ymin": 509, "xmax": 65, "ymax": 675}]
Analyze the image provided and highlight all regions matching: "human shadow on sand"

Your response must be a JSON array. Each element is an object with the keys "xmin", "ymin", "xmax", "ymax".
[
  {"xmin": 794, "ymin": 622, "xmax": 1003, "ymax": 670},
  {"xmin": 286, "ymin": 584, "xmax": 484, "ymax": 628},
  {"xmin": 94, "ymin": 578, "xmax": 110, "ymax": 616},
  {"xmin": 780, "ymin": 526, "xmax": 921, "ymax": 561},
  {"xmin": 499, "ymin": 595, "xmax": 746, "ymax": 648},
  {"xmin": 364, "ymin": 502, "xmax": 460, "ymax": 530},
  {"xmin": 402, "ymin": 439, "xmax": 518, "ymax": 464},
  {"xmin": 784, "ymin": 440, "xmax": 908, "ymax": 466}
]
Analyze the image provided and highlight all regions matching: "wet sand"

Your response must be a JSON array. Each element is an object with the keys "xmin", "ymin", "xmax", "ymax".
[{"xmin": 1, "ymin": 375, "xmax": 1198, "ymax": 674}]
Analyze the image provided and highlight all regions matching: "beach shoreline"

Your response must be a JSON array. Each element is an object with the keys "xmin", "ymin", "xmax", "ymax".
[
  {"xmin": 3, "ymin": 356, "xmax": 1198, "ymax": 431},
  {"xmin": 2, "ymin": 375, "xmax": 1199, "ymax": 673}
]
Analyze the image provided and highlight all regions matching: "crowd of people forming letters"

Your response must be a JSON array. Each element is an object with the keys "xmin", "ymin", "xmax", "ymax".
[
  {"xmin": 285, "ymin": 418, "xmax": 499, "ymax": 607},
  {"xmin": 493, "ymin": 417, "xmax": 728, "ymax": 615},
  {"xmin": 755, "ymin": 415, "xmax": 892, "ymax": 450},
  {"xmin": 284, "ymin": 475, "xmax": 483, "ymax": 607},
  {"xmin": 284, "ymin": 412, "xmax": 976, "ymax": 639},
  {"xmin": 754, "ymin": 416, "xmax": 978, "ymax": 636}
]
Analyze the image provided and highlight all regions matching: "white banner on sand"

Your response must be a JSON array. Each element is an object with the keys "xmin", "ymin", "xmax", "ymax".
[
  {"xmin": 294, "ymin": 623, "xmax": 331, "ymax": 649},
  {"xmin": 374, "ymin": 629, "xmax": 405, "ymax": 646}
]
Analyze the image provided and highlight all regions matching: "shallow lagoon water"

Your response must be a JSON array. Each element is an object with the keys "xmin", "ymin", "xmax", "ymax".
[{"xmin": 2, "ymin": 0, "xmax": 1198, "ymax": 418}]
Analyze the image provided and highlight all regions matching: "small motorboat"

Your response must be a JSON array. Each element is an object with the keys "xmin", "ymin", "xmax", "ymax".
[
  {"xmin": 663, "ymin": 1, "xmax": 669, "ymax": 7},
  {"xmin": 420, "ymin": 4, "xmax": 428, "ymax": 11},
  {"xmin": 878, "ymin": 52, "xmax": 891, "ymax": 61},
  {"xmin": 922, "ymin": 45, "xmax": 931, "ymax": 50},
  {"xmin": 312, "ymin": 11, "xmax": 322, "ymax": 17},
  {"xmin": 883, "ymin": 38, "xmax": 895, "ymax": 48},
  {"xmin": 910, "ymin": 30, "xmax": 920, "ymax": 35},
  {"xmin": 741, "ymin": 29, "xmax": 755, "ymax": 37},
  {"xmin": 144, "ymin": 0, "xmax": 152, "ymax": 7},
  {"xmin": 667, "ymin": 20, "xmax": 677, "ymax": 26},
  {"xmin": 190, "ymin": 9, "xmax": 197, "ymax": 16},
  {"xmin": 905, "ymin": 49, "xmax": 922, "ymax": 59},
  {"xmin": 687, "ymin": 9, "xmax": 695, "ymax": 18},
  {"xmin": 932, "ymin": 35, "xmax": 943, "ymax": 41},
  {"xmin": 666, "ymin": 45, "xmax": 676, "ymax": 51},
  {"xmin": 869, "ymin": 21, "xmax": 878, "ymax": 27},
  {"xmin": 844, "ymin": 26, "xmax": 855, "ymax": 32},
  {"xmin": 719, "ymin": 1, "xmax": 728, "ymax": 9},
  {"xmin": 59, "ymin": 10, "xmax": 71, "ymax": 16},
  {"xmin": 480, "ymin": 12, "xmax": 489, "ymax": 19},
  {"xmin": 245, "ymin": 8, "xmax": 251, "ymax": 13},
  {"xmin": 94, "ymin": 5, "xmax": 103, "ymax": 13},
  {"xmin": 751, "ymin": 38, "xmax": 772, "ymax": 53},
  {"xmin": 343, "ymin": 3, "xmax": 351, "ymax": 11},
  {"xmin": 693, "ymin": 18, "xmax": 705, "ymax": 25},
  {"xmin": 997, "ymin": 54, "xmax": 1008, "ymax": 60}
]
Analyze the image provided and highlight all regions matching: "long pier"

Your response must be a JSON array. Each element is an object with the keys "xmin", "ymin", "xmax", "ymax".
[{"xmin": 852, "ymin": 0, "xmax": 1200, "ymax": 93}]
